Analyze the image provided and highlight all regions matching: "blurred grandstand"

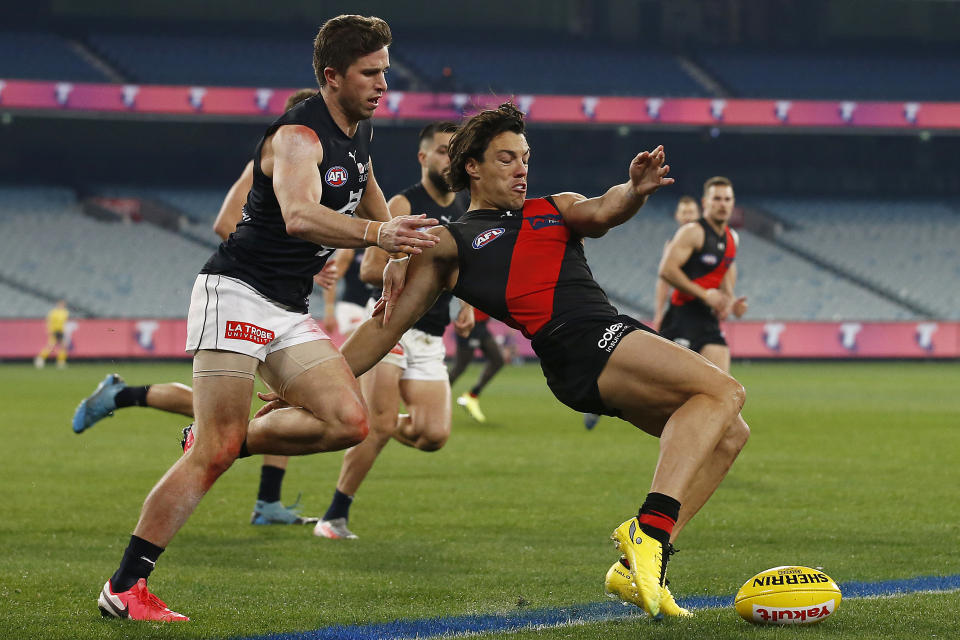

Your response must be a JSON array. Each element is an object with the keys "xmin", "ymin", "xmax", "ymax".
[{"xmin": 1, "ymin": 0, "xmax": 958, "ymax": 357}]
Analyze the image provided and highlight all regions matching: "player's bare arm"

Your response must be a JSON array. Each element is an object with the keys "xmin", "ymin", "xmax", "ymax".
[
  {"xmin": 341, "ymin": 227, "xmax": 459, "ymax": 375},
  {"xmin": 322, "ymin": 249, "xmax": 353, "ymax": 332},
  {"xmin": 659, "ymin": 223, "xmax": 730, "ymax": 314},
  {"xmin": 453, "ymin": 301, "xmax": 475, "ymax": 337},
  {"xmin": 357, "ymin": 192, "xmax": 413, "ymax": 286},
  {"xmin": 268, "ymin": 126, "xmax": 438, "ymax": 252},
  {"xmin": 557, "ymin": 146, "xmax": 674, "ymax": 238},
  {"xmin": 720, "ymin": 259, "xmax": 748, "ymax": 319},
  {"xmin": 213, "ymin": 160, "xmax": 254, "ymax": 239}
]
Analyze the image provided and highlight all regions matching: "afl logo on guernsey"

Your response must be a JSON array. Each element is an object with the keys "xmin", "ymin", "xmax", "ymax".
[
  {"xmin": 325, "ymin": 166, "xmax": 349, "ymax": 187},
  {"xmin": 472, "ymin": 228, "xmax": 505, "ymax": 249}
]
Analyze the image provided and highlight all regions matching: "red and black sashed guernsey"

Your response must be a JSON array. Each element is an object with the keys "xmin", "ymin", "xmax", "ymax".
[
  {"xmin": 670, "ymin": 217, "xmax": 737, "ymax": 308},
  {"xmin": 446, "ymin": 197, "xmax": 618, "ymax": 339}
]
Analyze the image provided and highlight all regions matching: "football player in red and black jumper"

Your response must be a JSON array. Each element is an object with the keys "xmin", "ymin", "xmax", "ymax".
[
  {"xmin": 658, "ymin": 176, "xmax": 748, "ymax": 372},
  {"xmin": 329, "ymin": 103, "xmax": 751, "ymax": 618}
]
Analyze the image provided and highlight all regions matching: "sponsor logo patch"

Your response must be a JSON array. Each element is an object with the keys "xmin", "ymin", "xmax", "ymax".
[
  {"xmin": 752, "ymin": 600, "xmax": 835, "ymax": 624},
  {"xmin": 472, "ymin": 228, "xmax": 505, "ymax": 249},
  {"xmin": 701, "ymin": 254, "xmax": 718, "ymax": 265},
  {"xmin": 225, "ymin": 321, "xmax": 275, "ymax": 345},
  {"xmin": 389, "ymin": 343, "xmax": 405, "ymax": 356},
  {"xmin": 325, "ymin": 166, "xmax": 349, "ymax": 187},
  {"xmin": 597, "ymin": 322, "xmax": 625, "ymax": 352},
  {"xmin": 526, "ymin": 213, "xmax": 562, "ymax": 230}
]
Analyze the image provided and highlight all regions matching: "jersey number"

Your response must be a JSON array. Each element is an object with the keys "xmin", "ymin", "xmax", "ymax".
[{"xmin": 315, "ymin": 190, "xmax": 364, "ymax": 257}]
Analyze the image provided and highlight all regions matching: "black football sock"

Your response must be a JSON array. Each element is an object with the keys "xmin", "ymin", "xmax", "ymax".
[
  {"xmin": 110, "ymin": 535, "xmax": 164, "ymax": 592},
  {"xmin": 114, "ymin": 386, "xmax": 150, "ymax": 409},
  {"xmin": 323, "ymin": 489, "xmax": 353, "ymax": 521},
  {"xmin": 257, "ymin": 465, "xmax": 285, "ymax": 503},
  {"xmin": 637, "ymin": 492, "xmax": 681, "ymax": 547},
  {"xmin": 237, "ymin": 439, "xmax": 251, "ymax": 459}
]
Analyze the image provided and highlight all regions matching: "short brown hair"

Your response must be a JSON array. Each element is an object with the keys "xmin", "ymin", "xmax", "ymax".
[
  {"xmin": 445, "ymin": 103, "xmax": 525, "ymax": 192},
  {"xmin": 284, "ymin": 88, "xmax": 317, "ymax": 111},
  {"xmin": 313, "ymin": 15, "xmax": 392, "ymax": 88},
  {"xmin": 418, "ymin": 121, "xmax": 458, "ymax": 147},
  {"xmin": 676, "ymin": 195, "xmax": 698, "ymax": 208},
  {"xmin": 703, "ymin": 176, "xmax": 733, "ymax": 197}
]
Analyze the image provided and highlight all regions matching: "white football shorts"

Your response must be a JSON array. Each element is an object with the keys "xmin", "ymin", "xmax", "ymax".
[
  {"xmin": 335, "ymin": 300, "xmax": 368, "ymax": 336},
  {"xmin": 185, "ymin": 274, "xmax": 329, "ymax": 361}
]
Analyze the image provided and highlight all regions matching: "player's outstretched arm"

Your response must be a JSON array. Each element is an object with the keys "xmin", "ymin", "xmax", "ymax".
[
  {"xmin": 340, "ymin": 229, "xmax": 458, "ymax": 377},
  {"xmin": 558, "ymin": 145, "xmax": 674, "ymax": 238},
  {"xmin": 272, "ymin": 126, "xmax": 438, "ymax": 252}
]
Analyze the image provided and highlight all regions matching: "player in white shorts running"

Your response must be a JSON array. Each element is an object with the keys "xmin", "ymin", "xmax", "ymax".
[
  {"xmin": 313, "ymin": 122, "xmax": 474, "ymax": 539},
  {"xmin": 96, "ymin": 16, "xmax": 439, "ymax": 622}
]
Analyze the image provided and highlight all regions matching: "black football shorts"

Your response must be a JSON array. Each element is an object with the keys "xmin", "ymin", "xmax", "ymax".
[{"xmin": 531, "ymin": 314, "xmax": 656, "ymax": 416}]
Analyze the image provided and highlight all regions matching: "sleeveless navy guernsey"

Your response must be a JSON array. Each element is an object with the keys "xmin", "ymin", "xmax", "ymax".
[
  {"xmin": 400, "ymin": 183, "xmax": 468, "ymax": 336},
  {"xmin": 201, "ymin": 94, "xmax": 372, "ymax": 312}
]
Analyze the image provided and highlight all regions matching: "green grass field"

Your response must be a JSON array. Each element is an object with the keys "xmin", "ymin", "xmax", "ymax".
[{"xmin": 1, "ymin": 361, "xmax": 957, "ymax": 639}]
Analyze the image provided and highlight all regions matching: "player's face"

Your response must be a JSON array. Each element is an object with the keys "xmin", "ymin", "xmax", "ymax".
[
  {"xmin": 421, "ymin": 132, "xmax": 453, "ymax": 175},
  {"xmin": 702, "ymin": 185, "xmax": 734, "ymax": 224},
  {"xmin": 674, "ymin": 201, "xmax": 700, "ymax": 226},
  {"xmin": 470, "ymin": 131, "xmax": 529, "ymax": 210},
  {"xmin": 332, "ymin": 47, "xmax": 389, "ymax": 121}
]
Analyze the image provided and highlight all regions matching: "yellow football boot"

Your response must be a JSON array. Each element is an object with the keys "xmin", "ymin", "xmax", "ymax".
[
  {"xmin": 607, "ymin": 556, "xmax": 692, "ymax": 618},
  {"xmin": 611, "ymin": 518, "xmax": 662, "ymax": 617},
  {"xmin": 456, "ymin": 392, "xmax": 486, "ymax": 423},
  {"xmin": 659, "ymin": 583, "xmax": 692, "ymax": 617},
  {"xmin": 604, "ymin": 556, "xmax": 639, "ymax": 603}
]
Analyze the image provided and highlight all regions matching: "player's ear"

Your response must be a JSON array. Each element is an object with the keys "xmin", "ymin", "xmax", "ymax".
[
  {"xmin": 465, "ymin": 158, "xmax": 481, "ymax": 180},
  {"xmin": 324, "ymin": 67, "xmax": 340, "ymax": 89},
  {"xmin": 417, "ymin": 149, "xmax": 427, "ymax": 167}
]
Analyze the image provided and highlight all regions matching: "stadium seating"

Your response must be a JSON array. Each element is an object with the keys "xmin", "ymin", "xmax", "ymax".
[
  {"xmin": 1, "ymin": 186, "xmax": 953, "ymax": 322},
  {"xmin": 758, "ymin": 198, "xmax": 960, "ymax": 320},
  {"xmin": 584, "ymin": 202, "xmax": 917, "ymax": 321},
  {"xmin": 85, "ymin": 33, "xmax": 317, "ymax": 87},
  {"xmin": 0, "ymin": 31, "xmax": 109, "ymax": 83},
  {"xmin": 0, "ymin": 281, "xmax": 56, "ymax": 318},
  {"xmin": 397, "ymin": 41, "xmax": 708, "ymax": 96},
  {"xmin": 695, "ymin": 50, "xmax": 960, "ymax": 101}
]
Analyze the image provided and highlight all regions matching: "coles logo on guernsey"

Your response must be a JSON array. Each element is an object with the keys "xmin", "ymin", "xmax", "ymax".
[
  {"xmin": 325, "ymin": 166, "xmax": 349, "ymax": 187},
  {"xmin": 225, "ymin": 321, "xmax": 275, "ymax": 345},
  {"xmin": 472, "ymin": 228, "xmax": 505, "ymax": 249}
]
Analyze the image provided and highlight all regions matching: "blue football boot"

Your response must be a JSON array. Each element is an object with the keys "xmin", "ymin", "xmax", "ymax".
[{"xmin": 73, "ymin": 373, "xmax": 126, "ymax": 433}]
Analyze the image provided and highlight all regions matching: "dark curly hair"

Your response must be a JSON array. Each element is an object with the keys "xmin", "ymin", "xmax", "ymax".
[
  {"xmin": 445, "ymin": 102, "xmax": 525, "ymax": 192},
  {"xmin": 313, "ymin": 15, "xmax": 392, "ymax": 88}
]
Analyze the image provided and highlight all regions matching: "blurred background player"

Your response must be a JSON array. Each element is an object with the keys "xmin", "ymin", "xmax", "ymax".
[
  {"xmin": 658, "ymin": 176, "xmax": 748, "ymax": 372},
  {"xmin": 71, "ymin": 89, "xmax": 331, "ymax": 527},
  {"xmin": 447, "ymin": 308, "xmax": 504, "ymax": 423},
  {"xmin": 314, "ymin": 121, "xmax": 474, "ymax": 539},
  {"xmin": 653, "ymin": 196, "xmax": 702, "ymax": 330},
  {"xmin": 34, "ymin": 299, "xmax": 69, "ymax": 369},
  {"xmin": 584, "ymin": 195, "xmax": 700, "ymax": 430}
]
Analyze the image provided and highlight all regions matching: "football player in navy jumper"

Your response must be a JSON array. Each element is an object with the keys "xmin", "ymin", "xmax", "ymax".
[{"xmin": 96, "ymin": 15, "xmax": 439, "ymax": 621}]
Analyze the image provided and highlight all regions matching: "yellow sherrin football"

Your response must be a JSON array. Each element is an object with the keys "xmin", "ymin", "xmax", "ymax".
[{"xmin": 735, "ymin": 566, "xmax": 841, "ymax": 625}]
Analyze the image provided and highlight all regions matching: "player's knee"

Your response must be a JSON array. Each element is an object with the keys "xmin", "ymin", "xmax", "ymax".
[
  {"xmin": 712, "ymin": 374, "xmax": 745, "ymax": 417},
  {"xmin": 416, "ymin": 430, "xmax": 449, "ymax": 452},
  {"xmin": 722, "ymin": 416, "xmax": 750, "ymax": 456},
  {"xmin": 335, "ymin": 403, "xmax": 369, "ymax": 447},
  {"xmin": 193, "ymin": 429, "xmax": 244, "ymax": 478}
]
